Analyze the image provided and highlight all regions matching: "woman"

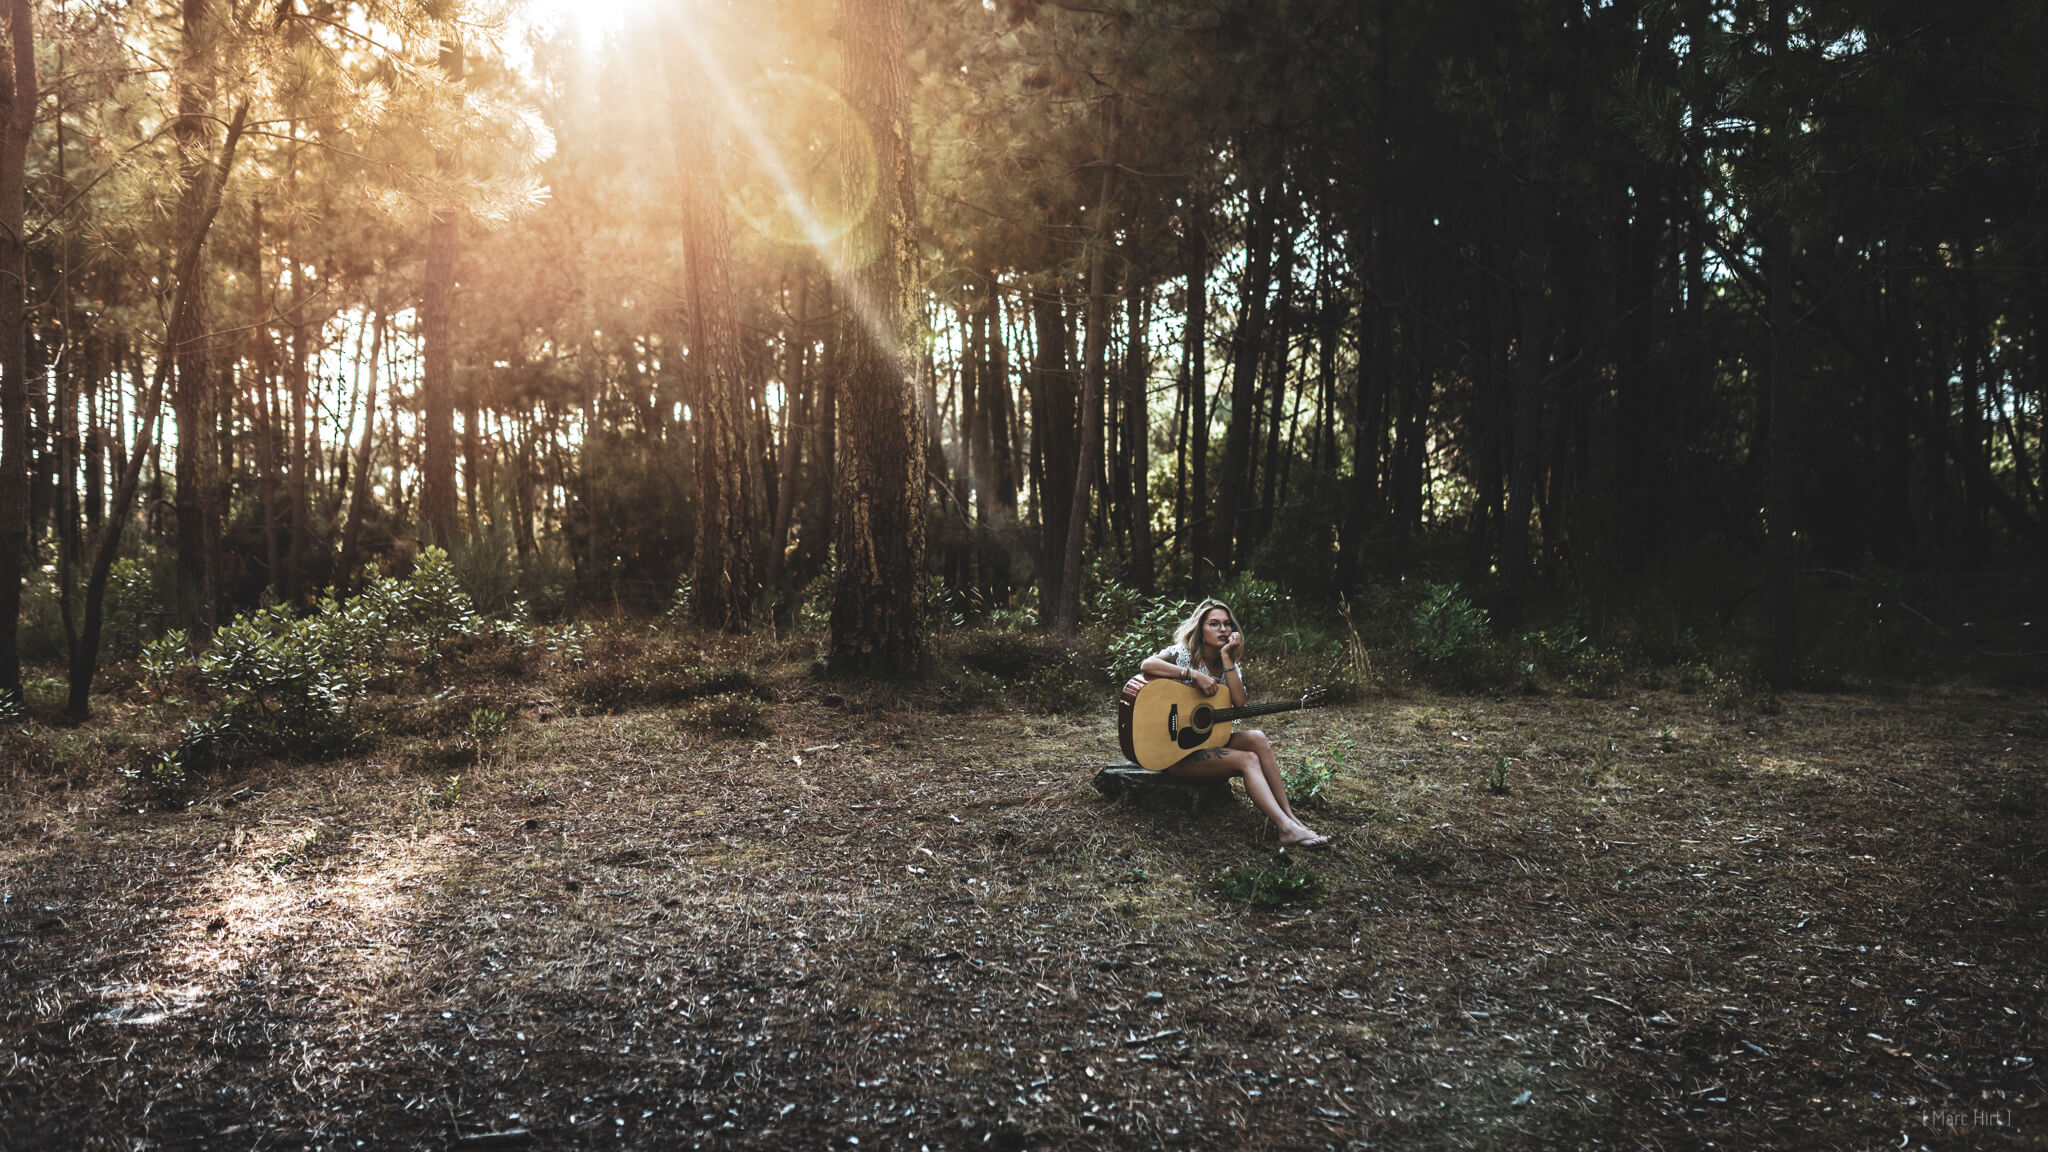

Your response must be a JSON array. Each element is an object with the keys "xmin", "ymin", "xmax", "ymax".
[{"xmin": 1139, "ymin": 597, "xmax": 1332, "ymax": 850}]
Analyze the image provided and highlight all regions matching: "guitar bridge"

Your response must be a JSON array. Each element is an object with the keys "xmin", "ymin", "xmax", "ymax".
[{"xmin": 1167, "ymin": 704, "xmax": 1179, "ymax": 737}]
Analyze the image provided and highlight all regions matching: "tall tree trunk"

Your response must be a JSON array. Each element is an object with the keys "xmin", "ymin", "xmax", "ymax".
[
  {"xmin": 1500, "ymin": 164, "xmax": 1551, "ymax": 633},
  {"xmin": 765, "ymin": 273, "xmax": 809, "ymax": 606},
  {"xmin": 1216, "ymin": 171, "xmax": 1274, "ymax": 573},
  {"xmin": 1255, "ymin": 209, "xmax": 1297, "ymax": 546},
  {"xmin": 67, "ymin": 102, "xmax": 248, "ymax": 720},
  {"xmin": 1764, "ymin": 0, "xmax": 1798, "ymax": 688},
  {"xmin": 336, "ymin": 309, "xmax": 386, "ymax": 591},
  {"xmin": 1056, "ymin": 134, "xmax": 1118, "ymax": 635},
  {"xmin": 828, "ymin": 0, "xmax": 926, "ymax": 673},
  {"xmin": 1185, "ymin": 200, "xmax": 1210, "ymax": 588},
  {"xmin": 1875, "ymin": 258, "xmax": 1914, "ymax": 562},
  {"xmin": 420, "ymin": 38, "xmax": 464, "ymax": 552},
  {"xmin": 169, "ymin": 0, "xmax": 220, "ymax": 639},
  {"xmin": 0, "ymin": 0, "xmax": 31, "ymax": 698},
  {"xmin": 977, "ymin": 270, "xmax": 1017, "ymax": 606},
  {"xmin": 1123, "ymin": 282, "xmax": 1153, "ymax": 595},
  {"xmin": 286, "ymin": 250, "xmax": 309, "ymax": 604},
  {"xmin": 668, "ymin": 28, "xmax": 762, "ymax": 632},
  {"xmin": 1028, "ymin": 287, "xmax": 1073, "ymax": 620}
]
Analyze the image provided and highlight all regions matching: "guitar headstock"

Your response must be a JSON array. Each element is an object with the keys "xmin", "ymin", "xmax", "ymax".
[{"xmin": 1300, "ymin": 685, "xmax": 1328, "ymax": 709}]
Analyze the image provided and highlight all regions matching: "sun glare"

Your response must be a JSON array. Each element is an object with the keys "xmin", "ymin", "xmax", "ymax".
[{"xmin": 526, "ymin": 0, "xmax": 650, "ymax": 49}]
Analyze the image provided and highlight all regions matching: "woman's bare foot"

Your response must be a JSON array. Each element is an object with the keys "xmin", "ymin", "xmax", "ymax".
[{"xmin": 1278, "ymin": 825, "xmax": 1332, "ymax": 850}]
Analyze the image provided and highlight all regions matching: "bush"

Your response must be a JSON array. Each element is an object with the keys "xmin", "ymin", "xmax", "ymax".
[
  {"xmin": 1212, "ymin": 572, "xmax": 1287, "ymax": 629},
  {"xmin": 566, "ymin": 656, "xmax": 766, "ymax": 713},
  {"xmin": 453, "ymin": 532, "xmax": 523, "ymax": 617},
  {"xmin": 1023, "ymin": 662, "xmax": 1096, "ymax": 714},
  {"xmin": 1523, "ymin": 625, "xmax": 1626, "ymax": 697},
  {"xmin": 1101, "ymin": 596, "xmax": 1190, "ymax": 682},
  {"xmin": 1213, "ymin": 860, "xmax": 1327, "ymax": 908},
  {"xmin": 681, "ymin": 692, "xmax": 768, "ymax": 737},
  {"xmin": 1409, "ymin": 582, "xmax": 1512, "ymax": 689},
  {"xmin": 161, "ymin": 546, "xmax": 493, "ymax": 762},
  {"xmin": 1413, "ymin": 582, "xmax": 1489, "ymax": 667},
  {"xmin": 1284, "ymin": 735, "xmax": 1353, "ymax": 809},
  {"xmin": 118, "ymin": 748, "xmax": 188, "ymax": 808}
]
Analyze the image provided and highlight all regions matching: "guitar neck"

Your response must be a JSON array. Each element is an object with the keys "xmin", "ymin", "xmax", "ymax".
[{"xmin": 1213, "ymin": 699, "xmax": 1305, "ymax": 724}]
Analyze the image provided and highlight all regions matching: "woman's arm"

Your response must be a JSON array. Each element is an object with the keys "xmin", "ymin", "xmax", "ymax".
[
  {"xmin": 1218, "ymin": 661, "xmax": 1247, "ymax": 707},
  {"xmin": 1219, "ymin": 631, "xmax": 1247, "ymax": 706},
  {"xmin": 1140, "ymin": 648, "xmax": 1220, "ymax": 696}
]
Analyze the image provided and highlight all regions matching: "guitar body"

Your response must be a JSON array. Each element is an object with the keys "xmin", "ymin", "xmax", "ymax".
[{"xmin": 1118, "ymin": 675, "xmax": 1236, "ymax": 771}]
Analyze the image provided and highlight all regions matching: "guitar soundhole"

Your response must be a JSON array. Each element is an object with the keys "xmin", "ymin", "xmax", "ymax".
[{"xmin": 1178, "ymin": 705, "xmax": 1213, "ymax": 750}]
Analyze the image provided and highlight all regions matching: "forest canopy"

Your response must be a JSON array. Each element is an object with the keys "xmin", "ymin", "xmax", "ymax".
[{"xmin": 1, "ymin": 0, "xmax": 2043, "ymax": 709}]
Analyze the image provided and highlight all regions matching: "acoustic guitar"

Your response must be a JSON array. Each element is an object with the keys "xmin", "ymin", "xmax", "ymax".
[{"xmin": 1117, "ymin": 675, "xmax": 1328, "ymax": 771}]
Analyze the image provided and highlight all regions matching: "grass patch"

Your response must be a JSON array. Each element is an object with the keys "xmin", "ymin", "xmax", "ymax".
[{"xmin": 1212, "ymin": 859, "xmax": 1328, "ymax": 908}]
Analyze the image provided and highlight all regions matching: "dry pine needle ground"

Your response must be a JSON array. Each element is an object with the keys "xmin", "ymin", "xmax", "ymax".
[{"xmin": 1, "ymin": 646, "xmax": 2043, "ymax": 1151}]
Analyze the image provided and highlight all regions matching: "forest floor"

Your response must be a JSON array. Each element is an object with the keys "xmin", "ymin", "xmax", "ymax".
[{"xmin": 2, "ymin": 639, "xmax": 2044, "ymax": 1151}]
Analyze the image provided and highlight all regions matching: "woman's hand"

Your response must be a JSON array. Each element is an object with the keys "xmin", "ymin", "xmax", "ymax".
[
  {"xmin": 1192, "ymin": 670, "xmax": 1219, "ymax": 696},
  {"xmin": 1223, "ymin": 630, "xmax": 1243, "ymax": 661}
]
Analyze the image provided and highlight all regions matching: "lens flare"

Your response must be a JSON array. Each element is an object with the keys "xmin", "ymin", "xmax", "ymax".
[{"xmin": 719, "ymin": 71, "xmax": 877, "ymax": 249}]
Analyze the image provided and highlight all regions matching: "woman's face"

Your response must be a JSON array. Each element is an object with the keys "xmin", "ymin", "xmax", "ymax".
[{"xmin": 1200, "ymin": 608, "xmax": 1236, "ymax": 653}]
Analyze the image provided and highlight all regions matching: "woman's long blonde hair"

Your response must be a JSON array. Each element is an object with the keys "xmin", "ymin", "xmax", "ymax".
[{"xmin": 1173, "ymin": 597, "xmax": 1241, "ymax": 670}]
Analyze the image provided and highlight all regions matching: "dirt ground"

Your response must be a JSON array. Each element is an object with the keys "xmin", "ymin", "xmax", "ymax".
[{"xmin": 2, "ymin": 658, "xmax": 2044, "ymax": 1150}]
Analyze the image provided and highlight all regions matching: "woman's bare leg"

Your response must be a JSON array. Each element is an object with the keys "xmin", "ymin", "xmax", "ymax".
[
  {"xmin": 1167, "ymin": 745, "xmax": 1326, "ymax": 847},
  {"xmin": 1229, "ymin": 729, "xmax": 1301, "ymax": 824}
]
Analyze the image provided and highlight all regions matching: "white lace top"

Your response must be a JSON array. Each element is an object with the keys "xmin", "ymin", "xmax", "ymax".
[{"xmin": 1166, "ymin": 644, "xmax": 1239, "ymax": 684}]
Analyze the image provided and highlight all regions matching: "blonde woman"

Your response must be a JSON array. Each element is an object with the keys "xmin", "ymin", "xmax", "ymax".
[{"xmin": 1139, "ymin": 597, "xmax": 1331, "ymax": 850}]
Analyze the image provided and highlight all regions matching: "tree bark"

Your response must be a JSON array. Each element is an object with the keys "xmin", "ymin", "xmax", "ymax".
[
  {"xmin": 1028, "ymin": 286, "xmax": 1073, "ymax": 620},
  {"xmin": 1185, "ymin": 199, "xmax": 1210, "ymax": 588},
  {"xmin": 0, "ymin": 0, "xmax": 32, "ymax": 698},
  {"xmin": 765, "ymin": 273, "xmax": 808, "ymax": 605},
  {"xmin": 1056, "ymin": 136, "xmax": 1118, "ymax": 634},
  {"xmin": 336, "ymin": 309, "xmax": 386, "ymax": 591},
  {"xmin": 1764, "ymin": 0, "xmax": 1798, "ymax": 688},
  {"xmin": 420, "ymin": 38, "xmax": 464, "ymax": 552},
  {"xmin": 67, "ymin": 102, "xmax": 248, "ymax": 721},
  {"xmin": 668, "ymin": 29, "xmax": 762, "ymax": 632},
  {"xmin": 1123, "ymin": 282, "xmax": 1152, "ymax": 595},
  {"xmin": 169, "ymin": 0, "xmax": 221, "ymax": 638},
  {"xmin": 1216, "ymin": 171, "xmax": 1274, "ymax": 573},
  {"xmin": 1499, "ymin": 163, "xmax": 1551, "ymax": 633},
  {"xmin": 828, "ymin": 0, "xmax": 926, "ymax": 674}
]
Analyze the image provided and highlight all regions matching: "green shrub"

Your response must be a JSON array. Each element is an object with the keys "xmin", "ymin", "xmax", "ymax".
[
  {"xmin": 1213, "ymin": 860, "xmax": 1327, "ymax": 908},
  {"xmin": 513, "ymin": 541, "xmax": 575, "ymax": 623},
  {"xmin": 1213, "ymin": 572, "xmax": 1286, "ymax": 627},
  {"xmin": 949, "ymin": 626, "xmax": 1075, "ymax": 684},
  {"xmin": 467, "ymin": 707, "xmax": 510, "ymax": 764},
  {"xmin": 138, "ymin": 631, "xmax": 190, "ymax": 701},
  {"xmin": 105, "ymin": 556, "xmax": 170, "ymax": 658},
  {"xmin": 1524, "ymin": 626, "xmax": 1627, "ymax": 697},
  {"xmin": 682, "ymin": 692, "xmax": 768, "ymax": 736},
  {"xmin": 118, "ymin": 748, "xmax": 188, "ymax": 807},
  {"xmin": 663, "ymin": 575, "xmax": 695, "ymax": 625},
  {"xmin": 1024, "ymin": 660, "xmax": 1096, "ymax": 714},
  {"xmin": 937, "ymin": 665, "xmax": 1000, "ymax": 712},
  {"xmin": 1101, "ymin": 596, "xmax": 1190, "ymax": 682},
  {"xmin": 453, "ymin": 533, "xmax": 523, "ymax": 617},
  {"xmin": 1413, "ymin": 582, "xmax": 1489, "ymax": 667},
  {"xmin": 166, "ymin": 546, "xmax": 492, "ymax": 762},
  {"xmin": 1088, "ymin": 577, "xmax": 1153, "ymax": 637},
  {"xmin": 566, "ymin": 653, "xmax": 766, "ymax": 713},
  {"xmin": 1284, "ymin": 735, "xmax": 1353, "ymax": 809},
  {"xmin": 1381, "ymin": 846, "xmax": 1448, "ymax": 876}
]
